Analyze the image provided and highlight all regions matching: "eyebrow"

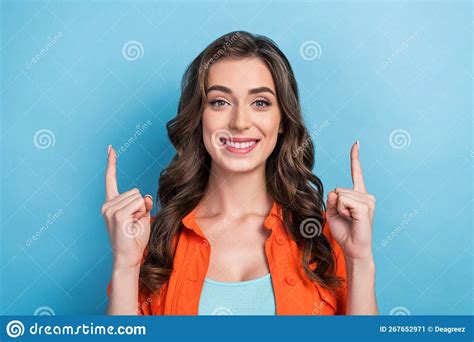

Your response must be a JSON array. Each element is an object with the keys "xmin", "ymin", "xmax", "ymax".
[{"xmin": 206, "ymin": 85, "xmax": 276, "ymax": 97}]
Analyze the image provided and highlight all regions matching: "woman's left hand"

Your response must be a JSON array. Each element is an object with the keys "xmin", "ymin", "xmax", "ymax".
[{"xmin": 325, "ymin": 140, "xmax": 376, "ymax": 262}]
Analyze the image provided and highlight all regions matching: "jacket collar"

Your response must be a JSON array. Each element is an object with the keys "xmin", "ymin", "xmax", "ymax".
[{"xmin": 181, "ymin": 200, "xmax": 283, "ymax": 239}]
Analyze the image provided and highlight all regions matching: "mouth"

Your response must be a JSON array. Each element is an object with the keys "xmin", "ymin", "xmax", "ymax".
[{"xmin": 219, "ymin": 137, "xmax": 261, "ymax": 154}]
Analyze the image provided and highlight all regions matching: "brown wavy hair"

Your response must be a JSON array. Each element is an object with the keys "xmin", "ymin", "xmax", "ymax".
[{"xmin": 140, "ymin": 31, "xmax": 344, "ymax": 295}]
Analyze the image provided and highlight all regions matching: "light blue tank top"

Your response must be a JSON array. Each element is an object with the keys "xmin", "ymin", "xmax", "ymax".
[{"xmin": 198, "ymin": 273, "xmax": 276, "ymax": 315}]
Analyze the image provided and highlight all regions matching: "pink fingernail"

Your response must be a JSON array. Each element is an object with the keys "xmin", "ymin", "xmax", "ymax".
[
  {"xmin": 107, "ymin": 144, "xmax": 111, "ymax": 155},
  {"xmin": 144, "ymin": 194, "xmax": 153, "ymax": 200},
  {"xmin": 356, "ymin": 139, "xmax": 360, "ymax": 150}
]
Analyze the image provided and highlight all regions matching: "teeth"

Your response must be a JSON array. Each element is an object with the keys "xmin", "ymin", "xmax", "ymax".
[{"xmin": 224, "ymin": 140, "xmax": 258, "ymax": 149}]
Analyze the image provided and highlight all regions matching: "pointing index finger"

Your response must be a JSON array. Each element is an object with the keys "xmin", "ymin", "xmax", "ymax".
[
  {"xmin": 105, "ymin": 145, "xmax": 119, "ymax": 200},
  {"xmin": 351, "ymin": 140, "xmax": 367, "ymax": 193}
]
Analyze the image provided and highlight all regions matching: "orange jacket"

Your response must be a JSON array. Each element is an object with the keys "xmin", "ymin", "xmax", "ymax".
[{"xmin": 108, "ymin": 201, "xmax": 348, "ymax": 315}]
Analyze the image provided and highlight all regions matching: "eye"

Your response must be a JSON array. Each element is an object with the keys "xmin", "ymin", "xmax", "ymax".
[
  {"xmin": 209, "ymin": 99, "xmax": 230, "ymax": 107},
  {"xmin": 254, "ymin": 99, "xmax": 271, "ymax": 108}
]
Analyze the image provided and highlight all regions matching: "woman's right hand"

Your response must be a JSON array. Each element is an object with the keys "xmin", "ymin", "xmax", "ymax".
[{"xmin": 101, "ymin": 145, "xmax": 153, "ymax": 270}]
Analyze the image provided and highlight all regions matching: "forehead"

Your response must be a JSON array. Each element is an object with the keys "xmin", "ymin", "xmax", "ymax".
[{"xmin": 206, "ymin": 57, "xmax": 276, "ymax": 92}]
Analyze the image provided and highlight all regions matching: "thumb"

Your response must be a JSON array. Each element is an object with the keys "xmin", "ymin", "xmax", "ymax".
[
  {"xmin": 326, "ymin": 190, "xmax": 338, "ymax": 218},
  {"xmin": 133, "ymin": 195, "xmax": 153, "ymax": 221}
]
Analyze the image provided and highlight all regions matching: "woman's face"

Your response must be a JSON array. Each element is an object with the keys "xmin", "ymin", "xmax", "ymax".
[{"xmin": 202, "ymin": 57, "xmax": 283, "ymax": 173}]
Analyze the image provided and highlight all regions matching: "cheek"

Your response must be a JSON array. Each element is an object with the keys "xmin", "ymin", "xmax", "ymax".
[
  {"xmin": 258, "ymin": 113, "xmax": 281, "ymax": 142},
  {"xmin": 201, "ymin": 114, "xmax": 214, "ymax": 152},
  {"xmin": 263, "ymin": 127, "xmax": 280, "ymax": 154},
  {"xmin": 202, "ymin": 109, "xmax": 228, "ymax": 131},
  {"xmin": 201, "ymin": 111, "xmax": 227, "ymax": 152}
]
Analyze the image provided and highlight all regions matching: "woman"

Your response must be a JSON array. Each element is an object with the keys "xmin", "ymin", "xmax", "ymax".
[{"xmin": 104, "ymin": 31, "xmax": 377, "ymax": 315}]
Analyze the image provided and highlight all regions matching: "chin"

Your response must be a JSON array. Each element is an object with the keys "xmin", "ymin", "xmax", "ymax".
[{"xmin": 217, "ymin": 157, "xmax": 262, "ymax": 173}]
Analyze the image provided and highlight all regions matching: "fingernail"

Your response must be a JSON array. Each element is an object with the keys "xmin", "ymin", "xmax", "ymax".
[
  {"xmin": 356, "ymin": 139, "xmax": 360, "ymax": 150},
  {"xmin": 107, "ymin": 144, "xmax": 111, "ymax": 155},
  {"xmin": 144, "ymin": 194, "xmax": 153, "ymax": 200}
]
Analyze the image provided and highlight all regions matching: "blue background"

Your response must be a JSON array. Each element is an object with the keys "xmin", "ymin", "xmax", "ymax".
[{"xmin": 1, "ymin": 0, "xmax": 472, "ymax": 315}]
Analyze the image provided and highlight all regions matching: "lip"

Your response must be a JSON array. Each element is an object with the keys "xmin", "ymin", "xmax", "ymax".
[
  {"xmin": 220, "ymin": 137, "xmax": 261, "ymax": 155},
  {"xmin": 222, "ymin": 137, "xmax": 260, "ymax": 143}
]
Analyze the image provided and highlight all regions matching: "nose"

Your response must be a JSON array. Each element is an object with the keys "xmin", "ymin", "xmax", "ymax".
[{"xmin": 229, "ymin": 105, "xmax": 251, "ymax": 131}]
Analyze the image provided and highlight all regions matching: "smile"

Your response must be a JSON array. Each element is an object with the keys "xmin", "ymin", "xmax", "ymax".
[{"xmin": 219, "ymin": 137, "xmax": 260, "ymax": 154}]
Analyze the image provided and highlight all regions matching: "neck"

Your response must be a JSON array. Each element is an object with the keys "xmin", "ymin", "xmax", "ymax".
[{"xmin": 198, "ymin": 162, "xmax": 273, "ymax": 218}]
